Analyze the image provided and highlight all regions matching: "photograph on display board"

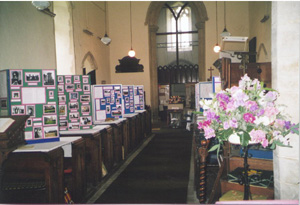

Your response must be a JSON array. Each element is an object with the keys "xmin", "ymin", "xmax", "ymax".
[
  {"xmin": 59, "ymin": 105, "xmax": 67, "ymax": 116},
  {"xmin": 11, "ymin": 105, "xmax": 25, "ymax": 115},
  {"xmin": 43, "ymin": 104, "xmax": 56, "ymax": 114},
  {"xmin": 60, "ymin": 120, "xmax": 68, "ymax": 127},
  {"xmin": 69, "ymin": 123, "xmax": 80, "ymax": 130},
  {"xmin": 26, "ymin": 105, "xmax": 35, "ymax": 117},
  {"xmin": 44, "ymin": 126, "xmax": 58, "ymax": 138},
  {"xmin": 81, "ymin": 105, "xmax": 90, "ymax": 113},
  {"xmin": 57, "ymin": 76, "xmax": 64, "ymax": 83},
  {"xmin": 33, "ymin": 127, "xmax": 43, "ymax": 139},
  {"xmin": 42, "ymin": 70, "xmax": 55, "ymax": 86},
  {"xmin": 10, "ymin": 70, "xmax": 23, "ymax": 86},
  {"xmin": 80, "ymin": 116, "xmax": 92, "ymax": 125},
  {"xmin": 43, "ymin": 115, "xmax": 57, "ymax": 126},
  {"xmin": 65, "ymin": 84, "xmax": 75, "ymax": 90},
  {"xmin": 12, "ymin": 91, "xmax": 20, "ymax": 99},
  {"xmin": 25, "ymin": 72, "xmax": 40, "ymax": 83}
]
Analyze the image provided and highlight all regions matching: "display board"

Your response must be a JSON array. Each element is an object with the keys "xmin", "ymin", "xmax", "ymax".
[
  {"xmin": 92, "ymin": 84, "xmax": 123, "ymax": 123},
  {"xmin": 57, "ymin": 75, "xmax": 93, "ymax": 131},
  {"xmin": 0, "ymin": 69, "xmax": 59, "ymax": 144},
  {"xmin": 195, "ymin": 77, "xmax": 221, "ymax": 112},
  {"xmin": 134, "ymin": 85, "xmax": 145, "ymax": 111},
  {"xmin": 122, "ymin": 85, "xmax": 135, "ymax": 114}
]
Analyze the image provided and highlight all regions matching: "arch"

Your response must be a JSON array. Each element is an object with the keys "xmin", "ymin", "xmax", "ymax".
[
  {"xmin": 145, "ymin": 1, "xmax": 208, "ymax": 120},
  {"xmin": 81, "ymin": 51, "xmax": 98, "ymax": 75}
]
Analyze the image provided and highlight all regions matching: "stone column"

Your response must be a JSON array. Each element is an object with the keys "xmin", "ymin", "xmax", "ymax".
[
  {"xmin": 148, "ymin": 25, "xmax": 159, "ymax": 121},
  {"xmin": 196, "ymin": 21, "xmax": 206, "ymax": 82},
  {"xmin": 272, "ymin": 1, "xmax": 300, "ymax": 200}
]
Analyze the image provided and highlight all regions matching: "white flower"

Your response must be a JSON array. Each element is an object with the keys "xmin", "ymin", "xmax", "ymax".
[
  {"xmin": 254, "ymin": 116, "xmax": 271, "ymax": 126},
  {"xmin": 200, "ymin": 99, "xmax": 212, "ymax": 110}
]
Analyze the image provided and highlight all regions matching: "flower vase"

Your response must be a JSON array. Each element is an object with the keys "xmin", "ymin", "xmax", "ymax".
[{"xmin": 228, "ymin": 133, "xmax": 256, "ymax": 200}]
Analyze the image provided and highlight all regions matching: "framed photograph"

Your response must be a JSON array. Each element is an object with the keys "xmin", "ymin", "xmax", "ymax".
[
  {"xmin": 83, "ymin": 85, "xmax": 90, "ymax": 92},
  {"xmin": 59, "ymin": 104, "xmax": 67, "ymax": 116},
  {"xmin": 83, "ymin": 77, "xmax": 89, "ymax": 83},
  {"xmin": 33, "ymin": 127, "xmax": 43, "ymax": 139},
  {"xmin": 69, "ymin": 112, "xmax": 79, "ymax": 120},
  {"xmin": 42, "ymin": 70, "xmax": 55, "ymax": 86},
  {"xmin": 112, "ymin": 110, "xmax": 122, "ymax": 116},
  {"xmin": 59, "ymin": 120, "xmax": 68, "ymax": 127},
  {"xmin": 80, "ymin": 95, "xmax": 90, "ymax": 102},
  {"xmin": 65, "ymin": 84, "xmax": 75, "ymax": 90},
  {"xmin": 10, "ymin": 70, "xmax": 23, "ymax": 86},
  {"xmin": 69, "ymin": 102, "xmax": 79, "ymax": 110},
  {"xmin": 80, "ymin": 116, "xmax": 92, "ymax": 125},
  {"xmin": 11, "ymin": 105, "xmax": 25, "ymax": 115},
  {"xmin": 81, "ymin": 105, "xmax": 90, "ymax": 113},
  {"xmin": 12, "ymin": 91, "xmax": 20, "ymax": 99},
  {"xmin": 76, "ymin": 83, "xmax": 81, "ymax": 89},
  {"xmin": 0, "ymin": 99, "xmax": 7, "ymax": 108},
  {"xmin": 69, "ymin": 92, "xmax": 78, "ymax": 100},
  {"xmin": 44, "ymin": 126, "xmax": 58, "ymax": 138},
  {"xmin": 57, "ymin": 76, "xmax": 64, "ymax": 83},
  {"xmin": 43, "ymin": 115, "xmax": 57, "ymax": 126},
  {"xmin": 26, "ymin": 119, "xmax": 32, "ymax": 127},
  {"xmin": 65, "ymin": 78, "xmax": 72, "ymax": 84},
  {"xmin": 43, "ymin": 104, "xmax": 56, "ymax": 114},
  {"xmin": 58, "ymin": 85, "xmax": 64, "ymax": 92},
  {"xmin": 49, "ymin": 90, "xmax": 54, "ymax": 97},
  {"xmin": 58, "ymin": 95, "xmax": 66, "ymax": 102},
  {"xmin": 68, "ymin": 123, "xmax": 80, "ymax": 130},
  {"xmin": 26, "ymin": 105, "xmax": 35, "ymax": 117},
  {"xmin": 25, "ymin": 72, "xmax": 40, "ymax": 83},
  {"xmin": 74, "ymin": 76, "xmax": 80, "ymax": 82}
]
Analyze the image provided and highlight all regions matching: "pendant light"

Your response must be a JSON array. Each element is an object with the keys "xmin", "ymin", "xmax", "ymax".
[
  {"xmin": 213, "ymin": 2, "xmax": 221, "ymax": 53},
  {"xmin": 128, "ymin": 1, "xmax": 136, "ymax": 57},
  {"xmin": 220, "ymin": 2, "xmax": 231, "ymax": 37},
  {"xmin": 100, "ymin": 1, "xmax": 111, "ymax": 45}
]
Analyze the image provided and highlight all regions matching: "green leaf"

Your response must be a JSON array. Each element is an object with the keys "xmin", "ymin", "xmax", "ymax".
[
  {"xmin": 208, "ymin": 144, "xmax": 220, "ymax": 152},
  {"xmin": 239, "ymin": 131, "xmax": 251, "ymax": 147},
  {"xmin": 246, "ymin": 125, "xmax": 254, "ymax": 133},
  {"xmin": 264, "ymin": 87, "xmax": 276, "ymax": 92},
  {"xmin": 291, "ymin": 123, "xmax": 299, "ymax": 135}
]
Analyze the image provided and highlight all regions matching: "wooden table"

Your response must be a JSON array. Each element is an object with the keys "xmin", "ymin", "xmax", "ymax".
[{"xmin": 60, "ymin": 125, "xmax": 110, "ymax": 185}]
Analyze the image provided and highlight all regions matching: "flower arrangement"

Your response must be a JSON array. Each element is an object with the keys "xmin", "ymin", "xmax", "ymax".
[{"xmin": 198, "ymin": 74, "xmax": 299, "ymax": 153}]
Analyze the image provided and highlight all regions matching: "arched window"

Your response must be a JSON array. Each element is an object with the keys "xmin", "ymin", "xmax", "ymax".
[{"xmin": 166, "ymin": 3, "xmax": 192, "ymax": 52}]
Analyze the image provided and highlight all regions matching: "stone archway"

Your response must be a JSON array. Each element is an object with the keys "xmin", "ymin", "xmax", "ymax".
[
  {"xmin": 145, "ymin": 1, "xmax": 208, "ymax": 120},
  {"xmin": 81, "ymin": 51, "xmax": 98, "ymax": 74}
]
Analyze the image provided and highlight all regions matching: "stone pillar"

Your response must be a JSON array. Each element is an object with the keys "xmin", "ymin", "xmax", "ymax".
[
  {"xmin": 196, "ymin": 21, "xmax": 206, "ymax": 82},
  {"xmin": 272, "ymin": 1, "xmax": 300, "ymax": 200},
  {"xmin": 148, "ymin": 25, "xmax": 159, "ymax": 121}
]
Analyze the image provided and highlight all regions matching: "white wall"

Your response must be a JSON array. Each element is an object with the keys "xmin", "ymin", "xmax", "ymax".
[
  {"xmin": 272, "ymin": 1, "xmax": 300, "ymax": 200},
  {"xmin": 54, "ymin": 2, "xmax": 76, "ymax": 75},
  {"xmin": 0, "ymin": 2, "xmax": 56, "ymax": 70}
]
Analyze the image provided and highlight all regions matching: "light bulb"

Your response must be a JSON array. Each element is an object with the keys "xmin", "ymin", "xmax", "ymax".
[
  {"xmin": 128, "ymin": 49, "xmax": 136, "ymax": 57},
  {"xmin": 213, "ymin": 44, "xmax": 221, "ymax": 53}
]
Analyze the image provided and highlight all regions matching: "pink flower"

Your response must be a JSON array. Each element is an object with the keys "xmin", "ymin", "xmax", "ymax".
[
  {"xmin": 229, "ymin": 118, "xmax": 238, "ymax": 128},
  {"xmin": 245, "ymin": 101, "xmax": 259, "ymax": 112},
  {"xmin": 198, "ymin": 120, "xmax": 211, "ymax": 130},
  {"xmin": 250, "ymin": 129, "xmax": 268, "ymax": 148},
  {"xmin": 203, "ymin": 126, "xmax": 216, "ymax": 139},
  {"xmin": 274, "ymin": 119, "xmax": 285, "ymax": 129},
  {"xmin": 223, "ymin": 121, "xmax": 230, "ymax": 130},
  {"xmin": 243, "ymin": 113, "xmax": 256, "ymax": 123},
  {"xmin": 264, "ymin": 106, "xmax": 279, "ymax": 118}
]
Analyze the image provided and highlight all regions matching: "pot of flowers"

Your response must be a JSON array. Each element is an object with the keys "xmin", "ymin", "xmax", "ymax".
[{"xmin": 197, "ymin": 74, "xmax": 299, "ymax": 200}]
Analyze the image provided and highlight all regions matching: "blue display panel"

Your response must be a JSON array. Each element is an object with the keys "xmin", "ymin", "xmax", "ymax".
[
  {"xmin": 122, "ymin": 85, "xmax": 135, "ymax": 114},
  {"xmin": 134, "ymin": 85, "xmax": 145, "ymax": 111},
  {"xmin": 92, "ymin": 84, "xmax": 123, "ymax": 123}
]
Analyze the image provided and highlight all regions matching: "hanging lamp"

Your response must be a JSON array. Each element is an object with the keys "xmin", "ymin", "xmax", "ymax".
[
  {"xmin": 220, "ymin": 2, "xmax": 231, "ymax": 37},
  {"xmin": 128, "ymin": 1, "xmax": 136, "ymax": 57},
  {"xmin": 100, "ymin": 2, "xmax": 111, "ymax": 45},
  {"xmin": 213, "ymin": 2, "xmax": 221, "ymax": 53}
]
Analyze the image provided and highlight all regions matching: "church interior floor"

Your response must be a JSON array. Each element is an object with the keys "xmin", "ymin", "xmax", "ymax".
[{"xmin": 86, "ymin": 121, "xmax": 206, "ymax": 204}]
